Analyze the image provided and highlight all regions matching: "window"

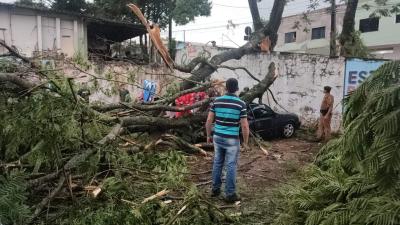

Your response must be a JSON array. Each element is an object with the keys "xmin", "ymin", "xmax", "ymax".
[
  {"xmin": 396, "ymin": 14, "xmax": 400, "ymax": 23},
  {"xmin": 311, "ymin": 27, "xmax": 326, "ymax": 40},
  {"xmin": 284, "ymin": 32, "xmax": 296, "ymax": 43},
  {"xmin": 359, "ymin": 18, "xmax": 379, "ymax": 32},
  {"xmin": 251, "ymin": 105, "xmax": 275, "ymax": 119}
]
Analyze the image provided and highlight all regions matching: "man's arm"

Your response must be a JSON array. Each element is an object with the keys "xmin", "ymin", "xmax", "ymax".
[
  {"xmin": 206, "ymin": 112, "xmax": 215, "ymax": 143},
  {"xmin": 240, "ymin": 118, "xmax": 250, "ymax": 148},
  {"xmin": 327, "ymin": 96, "xmax": 334, "ymax": 115}
]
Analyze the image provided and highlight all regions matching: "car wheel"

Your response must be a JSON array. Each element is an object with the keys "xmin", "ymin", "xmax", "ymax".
[{"xmin": 283, "ymin": 122, "xmax": 295, "ymax": 138}]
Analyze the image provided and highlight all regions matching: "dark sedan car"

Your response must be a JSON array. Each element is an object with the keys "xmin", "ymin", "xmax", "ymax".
[{"xmin": 247, "ymin": 103, "xmax": 301, "ymax": 139}]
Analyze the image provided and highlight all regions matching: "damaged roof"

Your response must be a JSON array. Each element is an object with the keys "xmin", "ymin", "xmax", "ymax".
[
  {"xmin": 87, "ymin": 18, "xmax": 147, "ymax": 43},
  {"xmin": 0, "ymin": 2, "xmax": 147, "ymax": 42}
]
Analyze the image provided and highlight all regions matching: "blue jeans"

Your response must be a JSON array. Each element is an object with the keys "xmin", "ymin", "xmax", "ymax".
[{"xmin": 212, "ymin": 135, "xmax": 240, "ymax": 196}]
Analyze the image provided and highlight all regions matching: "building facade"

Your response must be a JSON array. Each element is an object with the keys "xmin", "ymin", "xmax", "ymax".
[
  {"xmin": 273, "ymin": 5, "xmax": 346, "ymax": 56},
  {"xmin": 0, "ymin": 3, "xmax": 87, "ymax": 58},
  {"xmin": 258, "ymin": 1, "xmax": 400, "ymax": 60},
  {"xmin": 0, "ymin": 3, "xmax": 146, "ymax": 59},
  {"xmin": 355, "ymin": 0, "xmax": 400, "ymax": 59}
]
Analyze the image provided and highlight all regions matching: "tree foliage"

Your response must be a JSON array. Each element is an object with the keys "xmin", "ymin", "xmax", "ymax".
[
  {"xmin": 172, "ymin": 0, "xmax": 211, "ymax": 25},
  {"xmin": 90, "ymin": 0, "xmax": 211, "ymax": 28},
  {"xmin": 361, "ymin": 0, "xmax": 400, "ymax": 17},
  {"xmin": 274, "ymin": 61, "xmax": 400, "ymax": 225},
  {"xmin": 51, "ymin": 0, "xmax": 88, "ymax": 12},
  {"xmin": 15, "ymin": 0, "xmax": 47, "ymax": 8}
]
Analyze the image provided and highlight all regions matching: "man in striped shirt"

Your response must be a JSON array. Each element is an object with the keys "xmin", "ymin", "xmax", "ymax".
[{"xmin": 205, "ymin": 78, "xmax": 250, "ymax": 203}]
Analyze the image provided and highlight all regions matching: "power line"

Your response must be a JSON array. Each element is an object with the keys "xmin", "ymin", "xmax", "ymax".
[
  {"xmin": 173, "ymin": 22, "xmax": 252, "ymax": 32},
  {"xmin": 174, "ymin": 17, "xmax": 252, "ymax": 29},
  {"xmin": 171, "ymin": 2, "xmax": 399, "ymax": 34}
]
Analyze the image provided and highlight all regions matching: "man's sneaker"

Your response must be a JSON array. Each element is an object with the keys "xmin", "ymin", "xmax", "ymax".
[
  {"xmin": 211, "ymin": 189, "xmax": 221, "ymax": 198},
  {"xmin": 224, "ymin": 193, "xmax": 241, "ymax": 203}
]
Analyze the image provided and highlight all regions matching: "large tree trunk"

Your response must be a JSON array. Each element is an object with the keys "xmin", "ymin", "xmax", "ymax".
[
  {"xmin": 339, "ymin": 0, "xmax": 358, "ymax": 55},
  {"xmin": 179, "ymin": 0, "xmax": 286, "ymax": 90},
  {"xmin": 263, "ymin": 0, "xmax": 285, "ymax": 50},
  {"xmin": 121, "ymin": 114, "xmax": 207, "ymax": 129},
  {"xmin": 329, "ymin": 0, "xmax": 337, "ymax": 57},
  {"xmin": 248, "ymin": 0, "xmax": 263, "ymax": 31}
]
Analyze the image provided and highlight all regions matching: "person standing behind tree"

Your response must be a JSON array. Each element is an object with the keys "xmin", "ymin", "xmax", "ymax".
[
  {"xmin": 317, "ymin": 86, "xmax": 334, "ymax": 141},
  {"xmin": 205, "ymin": 78, "xmax": 250, "ymax": 203}
]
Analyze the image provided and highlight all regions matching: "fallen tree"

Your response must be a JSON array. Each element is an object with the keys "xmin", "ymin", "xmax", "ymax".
[{"xmin": 0, "ymin": 1, "xmax": 289, "ymax": 224}]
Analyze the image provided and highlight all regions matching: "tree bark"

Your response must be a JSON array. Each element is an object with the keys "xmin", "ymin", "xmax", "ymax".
[
  {"xmin": 157, "ymin": 134, "xmax": 207, "ymax": 156},
  {"xmin": 179, "ymin": 0, "xmax": 286, "ymax": 90},
  {"xmin": 240, "ymin": 62, "xmax": 277, "ymax": 104},
  {"xmin": 339, "ymin": 0, "xmax": 358, "ymax": 55},
  {"xmin": 93, "ymin": 98, "xmax": 213, "ymax": 113},
  {"xmin": 121, "ymin": 113, "xmax": 207, "ymax": 129},
  {"xmin": 330, "ymin": 0, "xmax": 337, "ymax": 57},
  {"xmin": 263, "ymin": 0, "xmax": 286, "ymax": 50},
  {"xmin": 248, "ymin": 0, "xmax": 263, "ymax": 31},
  {"xmin": 0, "ymin": 73, "xmax": 36, "ymax": 91},
  {"xmin": 168, "ymin": 15, "xmax": 173, "ymax": 56}
]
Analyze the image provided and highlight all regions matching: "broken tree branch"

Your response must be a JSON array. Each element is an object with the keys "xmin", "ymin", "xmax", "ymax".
[
  {"xmin": 151, "ymin": 81, "xmax": 219, "ymax": 105},
  {"xmin": 241, "ymin": 62, "xmax": 277, "ymax": 104},
  {"xmin": 98, "ymin": 123, "xmax": 123, "ymax": 145},
  {"xmin": 157, "ymin": 134, "xmax": 207, "ymax": 156},
  {"xmin": 174, "ymin": 56, "xmax": 207, "ymax": 73},
  {"xmin": 93, "ymin": 98, "xmax": 214, "ymax": 113},
  {"xmin": 0, "ymin": 40, "xmax": 31, "ymax": 65},
  {"xmin": 28, "ymin": 176, "xmax": 65, "ymax": 224},
  {"xmin": 217, "ymin": 65, "xmax": 261, "ymax": 82},
  {"xmin": 29, "ymin": 123, "xmax": 123, "ymax": 188},
  {"xmin": 0, "ymin": 73, "xmax": 36, "ymax": 91},
  {"xmin": 179, "ymin": 0, "xmax": 286, "ymax": 90},
  {"xmin": 121, "ymin": 113, "xmax": 207, "ymax": 129},
  {"xmin": 0, "ymin": 40, "xmax": 60, "ymax": 92},
  {"xmin": 267, "ymin": 88, "xmax": 289, "ymax": 112}
]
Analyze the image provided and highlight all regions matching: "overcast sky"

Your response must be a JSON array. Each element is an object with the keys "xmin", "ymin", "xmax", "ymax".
[
  {"xmin": 164, "ymin": 0, "xmax": 330, "ymax": 47},
  {"xmin": 165, "ymin": 0, "xmax": 321, "ymax": 47},
  {"xmin": 0, "ymin": 0, "xmax": 330, "ymax": 47}
]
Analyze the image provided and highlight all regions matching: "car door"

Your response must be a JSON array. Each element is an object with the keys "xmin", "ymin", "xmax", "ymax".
[{"xmin": 250, "ymin": 105, "xmax": 274, "ymax": 138}]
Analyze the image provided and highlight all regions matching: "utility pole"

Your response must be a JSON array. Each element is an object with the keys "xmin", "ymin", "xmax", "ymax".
[
  {"xmin": 168, "ymin": 15, "xmax": 173, "ymax": 55},
  {"xmin": 330, "ymin": 0, "xmax": 337, "ymax": 57},
  {"xmin": 168, "ymin": 0, "xmax": 176, "ymax": 56}
]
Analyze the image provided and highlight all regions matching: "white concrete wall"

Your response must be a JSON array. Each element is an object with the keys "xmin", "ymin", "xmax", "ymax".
[
  {"xmin": 0, "ymin": 6, "xmax": 87, "ymax": 57},
  {"xmin": 176, "ymin": 47, "xmax": 345, "ymax": 132},
  {"xmin": 42, "ymin": 16, "xmax": 57, "ymax": 51},
  {"xmin": 10, "ymin": 14, "xmax": 38, "ymax": 55},
  {"xmin": 60, "ymin": 19, "xmax": 75, "ymax": 57},
  {"xmin": 63, "ymin": 62, "xmax": 175, "ymax": 104}
]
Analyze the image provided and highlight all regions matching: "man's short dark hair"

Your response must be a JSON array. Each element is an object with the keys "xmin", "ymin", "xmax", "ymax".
[
  {"xmin": 226, "ymin": 78, "xmax": 239, "ymax": 93},
  {"xmin": 324, "ymin": 86, "xmax": 332, "ymax": 93}
]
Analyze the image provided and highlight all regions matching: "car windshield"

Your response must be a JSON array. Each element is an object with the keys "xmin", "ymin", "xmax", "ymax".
[{"xmin": 248, "ymin": 104, "xmax": 275, "ymax": 119}]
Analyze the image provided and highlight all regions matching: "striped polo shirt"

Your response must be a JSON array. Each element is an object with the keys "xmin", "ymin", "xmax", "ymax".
[{"xmin": 210, "ymin": 93, "xmax": 247, "ymax": 139}]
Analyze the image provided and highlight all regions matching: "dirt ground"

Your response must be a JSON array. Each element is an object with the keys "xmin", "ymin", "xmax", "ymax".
[{"xmin": 187, "ymin": 134, "xmax": 320, "ymax": 224}]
